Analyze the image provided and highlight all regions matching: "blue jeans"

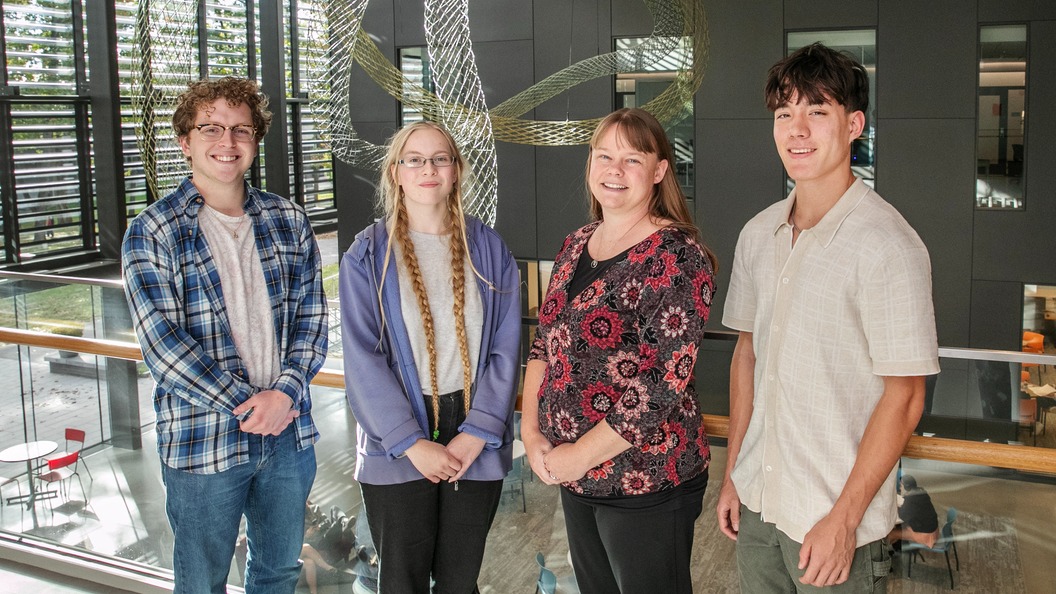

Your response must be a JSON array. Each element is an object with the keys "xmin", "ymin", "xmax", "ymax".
[{"xmin": 161, "ymin": 425, "xmax": 317, "ymax": 594}]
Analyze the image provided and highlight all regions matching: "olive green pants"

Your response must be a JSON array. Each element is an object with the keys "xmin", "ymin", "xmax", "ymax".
[{"xmin": 736, "ymin": 506, "xmax": 890, "ymax": 593}]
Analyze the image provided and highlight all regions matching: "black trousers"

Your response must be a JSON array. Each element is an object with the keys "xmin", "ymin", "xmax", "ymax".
[
  {"xmin": 560, "ymin": 471, "xmax": 707, "ymax": 594},
  {"xmin": 360, "ymin": 391, "xmax": 503, "ymax": 594}
]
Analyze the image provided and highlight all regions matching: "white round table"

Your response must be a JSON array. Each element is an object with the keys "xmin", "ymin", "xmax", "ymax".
[{"xmin": 0, "ymin": 440, "xmax": 58, "ymax": 508}]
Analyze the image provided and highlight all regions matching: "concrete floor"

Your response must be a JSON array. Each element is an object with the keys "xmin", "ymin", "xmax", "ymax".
[{"xmin": 3, "ymin": 425, "xmax": 1055, "ymax": 593}]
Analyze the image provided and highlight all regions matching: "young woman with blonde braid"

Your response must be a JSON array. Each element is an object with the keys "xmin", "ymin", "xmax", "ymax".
[{"xmin": 340, "ymin": 121, "xmax": 521, "ymax": 594}]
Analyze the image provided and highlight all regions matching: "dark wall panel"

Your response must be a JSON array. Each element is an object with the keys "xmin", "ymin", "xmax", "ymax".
[
  {"xmin": 970, "ymin": 280, "xmax": 1024, "ymax": 350},
  {"xmin": 475, "ymin": 40, "xmax": 536, "ymax": 108},
  {"xmin": 979, "ymin": 0, "xmax": 1042, "ymax": 22},
  {"xmin": 533, "ymin": 0, "xmax": 611, "ymax": 120},
  {"xmin": 972, "ymin": 19, "xmax": 1056, "ymax": 286},
  {"xmin": 349, "ymin": 2, "xmax": 397, "ymax": 124},
  {"xmin": 335, "ymin": 122, "xmax": 395, "ymax": 254},
  {"xmin": 535, "ymin": 145, "xmax": 592, "ymax": 259},
  {"xmin": 493, "ymin": 143, "xmax": 538, "ymax": 258},
  {"xmin": 1037, "ymin": 0, "xmax": 1056, "ymax": 19},
  {"xmin": 531, "ymin": 0, "xmax": 608, "ymax": 259},
  {"xmin": 878, "ymin": 1, "xmax": 976, "ymax": 120},
  {"xmin": 611, "ymin": 0, "xmax": 652, "ymax": 37},
  {"xmin": 472, "ymin": 39, "xmax": 540, "ymax": 257},
  {"xmin": 338, "ymin": 2, "xmax": 397, "ymax": 251},
  {"xmin": 469, "ymin": 1, "xmax": 534, "ymax": 42},
  {"xmin": 697, "ymin": 0, "xmax": 783, "ymax": 121},
  {"xmin": 785, "ymin": 0, "xmax": 877, "ymax": 29},
  {"xmin": 696, "ymin": 118, "xmax": 783, "ymax": 327},
  {"xmin": 879, "ymin": 118, "xmax": 975, "ymax": 347},
  {"xmin": 393, "ymin": 0, "xmax": 426, "ymax": 46}
]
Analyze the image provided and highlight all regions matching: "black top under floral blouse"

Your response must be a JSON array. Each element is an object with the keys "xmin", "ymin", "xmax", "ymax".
[{"xmin": 528, "ymin": 222, "xmax": 715, "ymax": 497}]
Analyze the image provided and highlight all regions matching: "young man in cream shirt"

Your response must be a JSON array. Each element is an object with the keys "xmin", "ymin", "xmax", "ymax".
[{"xmin": 717, "ymin": 43, "xmax": 939, "ymax": 592}]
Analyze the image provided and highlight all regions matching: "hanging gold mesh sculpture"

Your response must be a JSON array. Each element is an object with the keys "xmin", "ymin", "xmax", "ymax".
[{"xmin": 131, "ymin": 1, "xmax": 708, "ymax": 225}]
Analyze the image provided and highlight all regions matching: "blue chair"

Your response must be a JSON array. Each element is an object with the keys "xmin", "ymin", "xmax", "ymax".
[
  {"xmin": 536, "ymin": 552, "xmax": 579, "ymax": 594},
  {"xmin": 905, "ymin": 507, "xmax": 960, "ymax": 589},
  {"xmin": 536, "ymin": 552, "xmax": 556, "ymax": 594}
]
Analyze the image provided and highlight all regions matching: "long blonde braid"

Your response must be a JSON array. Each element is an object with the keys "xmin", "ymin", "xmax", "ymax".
[
  {"xmin": 376, "ymin": 120, "xmax": 490, "ymax": 439},
  {"xmin": 447, "ymin": 200, "xmax": 474, "ymax": 416},
  {"xmin": 392, "ymin": 198, "xmax": 443, "ymax": 439}
]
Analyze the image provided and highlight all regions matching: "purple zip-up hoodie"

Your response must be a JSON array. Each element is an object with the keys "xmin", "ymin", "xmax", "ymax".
[{"xmin": 340, "ymin": 216, "xmax": 521, "ymax": 484}]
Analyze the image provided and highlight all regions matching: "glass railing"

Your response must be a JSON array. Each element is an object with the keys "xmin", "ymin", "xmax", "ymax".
[{"xmin": 2, "ymin": 269, "xmax": 1055, "ymax": 593}]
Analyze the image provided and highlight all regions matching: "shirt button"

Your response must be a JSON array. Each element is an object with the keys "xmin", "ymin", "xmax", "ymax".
[
  {"xmin": 782, "ymin": 277, "xmax": 789, "ymax": 284},
  {"xmin": 772, "ymin": 325, "xmax": 779, "ymax": 332},
  {"xmin": 766, "ymin": 465, "xmax": 773, "ymax": 472},
  {"xmin": 768, "ymin": 375, "xmax": 774, "ymax": 382}
]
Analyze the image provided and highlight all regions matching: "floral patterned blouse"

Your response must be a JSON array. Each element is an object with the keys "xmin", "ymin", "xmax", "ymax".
[{"xmin": 528, "ymin": 222, "xmax": 715, "ymax": 497}]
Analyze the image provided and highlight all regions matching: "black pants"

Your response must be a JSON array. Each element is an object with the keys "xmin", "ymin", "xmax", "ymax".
[
  {"xmin": 560, "ymin": 471, "xmax": 707, "ymax": 594},
  {"xmin": 360, "ymin": 391, "xmax": 503, "ymax": 594}
]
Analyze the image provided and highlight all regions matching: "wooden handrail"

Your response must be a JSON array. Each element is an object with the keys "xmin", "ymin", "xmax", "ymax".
[
  {"xmin": 4, "ymin": 327, "xmax": 1056, "ymax": 475},
  {"xmin": 701, "ymin": 414, "xmax": 1056, "ymax": 475},
  {"xmin": 0, "ymin": 327, "xmax": 142, "ymax": 361}
]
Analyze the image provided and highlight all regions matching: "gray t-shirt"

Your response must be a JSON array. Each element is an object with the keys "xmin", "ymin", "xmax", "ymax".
[
  {"xmin": 397, "ymin": 230, "xmax": 483, "ymax": 395},
  {"xmin": 198, "ymin": 205, "xmax": 280, "ymax": 389}
]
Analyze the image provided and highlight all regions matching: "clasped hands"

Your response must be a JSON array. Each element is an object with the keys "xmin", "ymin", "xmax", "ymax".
[
  {"xmin": 405, "ymin": 433, "xmax": 486, "ymax": 484},
  {"xmin": 233, "ymin": 389, "xmax": 298, "ymax": 435},
  {"xmin": 523, "ymin": 435, "xmax": 590, "ymax": 486}
]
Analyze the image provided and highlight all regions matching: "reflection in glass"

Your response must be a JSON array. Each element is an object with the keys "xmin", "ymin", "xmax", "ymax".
[
  {"xmin": 977, "ymin": 25, "xmax": 1027, "ymax": 210},
  {"xmin": 788, "ymin": 30, "xmax": 877, "ymax": 189},
  {"xmin": 398, "ymin": 47, "xmax": 432, "ymax": 125},
  {"xmin": 615, "ymin": 37, "xmax": 694, "ymax": 201},
  {"xmin": 1022, "ymin": 284, "xmax": 1055, "ymax": 388}
]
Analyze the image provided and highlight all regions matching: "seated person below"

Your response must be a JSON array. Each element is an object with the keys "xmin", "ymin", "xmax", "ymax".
[{"xmin": 887, "ymin": 475, "xmax": 939, "ymax": 548}]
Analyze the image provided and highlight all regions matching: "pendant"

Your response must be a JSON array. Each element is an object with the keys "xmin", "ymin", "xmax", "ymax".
[
  {"xmin": 233, "ymin": 231, "xmax": 238, "ymax": 239},
  {"xmin": 590, "ymin": 259, "xmax": 598, "ymax": 269}
]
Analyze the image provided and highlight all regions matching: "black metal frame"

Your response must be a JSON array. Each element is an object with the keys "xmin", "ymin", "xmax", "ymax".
[{"xmin": 0, "ymin": 0, "xmax": 336, "ymax": 271}]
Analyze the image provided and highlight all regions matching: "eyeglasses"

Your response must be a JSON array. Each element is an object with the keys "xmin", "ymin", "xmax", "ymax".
[
  {"xmin": 193, "ymin": 124, "xmax": 257, "ymax": 143},
  {"xmin": 397, "ymin": 155, "xmax": 454, "ymax": 168}
]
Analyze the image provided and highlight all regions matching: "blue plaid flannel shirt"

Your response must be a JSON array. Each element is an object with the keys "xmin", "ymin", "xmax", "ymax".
[{"xmin": 122, "ymin": 178, "xmax": 327, "ymax": 473}]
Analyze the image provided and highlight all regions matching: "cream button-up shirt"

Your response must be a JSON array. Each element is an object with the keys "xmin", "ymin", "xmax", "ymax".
[{"xmin": 723, "ymin": 179, "xmax": 940, "ymax": 546}]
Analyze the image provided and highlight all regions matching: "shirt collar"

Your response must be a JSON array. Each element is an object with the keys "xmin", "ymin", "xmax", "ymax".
[
  {"xmin": 176, "ymin": 177, "xmax": 260, "ymax": 215},
  {"xmin": 771, "ymin": 178, "xmax": 870, "ymax": 248}
]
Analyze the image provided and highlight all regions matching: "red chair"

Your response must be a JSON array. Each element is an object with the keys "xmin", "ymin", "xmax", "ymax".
[
  {"xmin": 47, "ymin": 427, "xmax": 93, "ymax": 481},
  {"xmin": 36, "ymin": 451, "xmax": 87, "ymax": 509}
]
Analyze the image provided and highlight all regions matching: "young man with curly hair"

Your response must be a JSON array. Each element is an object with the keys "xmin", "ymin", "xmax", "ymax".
[{"xmin": 123, "ymin": 77, "xmax": 327, "ymax": 593}]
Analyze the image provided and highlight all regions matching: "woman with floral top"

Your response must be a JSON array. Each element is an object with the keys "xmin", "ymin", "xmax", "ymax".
[{"xmin": 520, "ymin": 108, "xmax": 717, "ymax": 594}]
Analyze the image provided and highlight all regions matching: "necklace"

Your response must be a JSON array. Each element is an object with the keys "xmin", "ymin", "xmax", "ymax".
[
  {"xmin": 590, "ymin": 214, "xmax": 648, "ymax": 268},
  {"xmin": 207, "ymin": 206, "xmax": 248, "ymax": 239}
]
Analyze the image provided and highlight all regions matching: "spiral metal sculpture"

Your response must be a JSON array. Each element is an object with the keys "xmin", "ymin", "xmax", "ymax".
[{"xmin": 131, "ymin": 0, "xmax": 708, "ymax": 225}]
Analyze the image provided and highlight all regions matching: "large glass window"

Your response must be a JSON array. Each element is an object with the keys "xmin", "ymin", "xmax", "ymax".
[
  {"xmin": 615, "ymin": 37, "xmax": 694, "ymax": 201},
  {"xmin": 1, "ymin": 0, "xmax": 94, "ymax": 263},
  {"xmin": 115, "ymin": 0, "xmax": 152, "ymax": 219},
  {"xmin": 288, "ymin": 0, "xmax": 334, "ymax": 218},
  {"xmin": 787, "ymin": 30, "xmax": 877, "ymax": 189},
  {"xmin": 976, "ymin": 25, "xmax": 1027, "ymax": 210}
]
